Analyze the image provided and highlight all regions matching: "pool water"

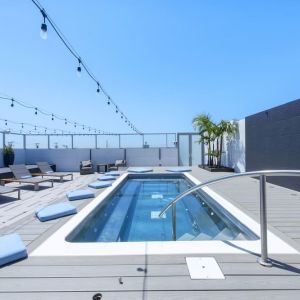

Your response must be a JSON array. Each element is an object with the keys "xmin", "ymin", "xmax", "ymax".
[{"xmin": 67, "ymin": 174, "xmax": 257, "ymax": 242}]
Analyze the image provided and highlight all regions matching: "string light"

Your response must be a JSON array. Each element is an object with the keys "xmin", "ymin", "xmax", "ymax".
[
  {"xmin": 40, "ymin": 9, "xmax": 47, "ymax": 40},
  {"xmin": 35, "ymin": 107, "xmax": 38, "ymax": 115},
  {"xmin": 11, "ymin": 99, "xmax": 14, "ymax": 107},
  {"xmin": 31, "ymin": 0, "xmax": 141, "ymax": 134},
  {"xmin": 77, "ymin": 58, "xmax": 82, "ymax": 77},
  {"xmin": 51, "ymin": 114, "xmax": 54, "ymax": 121}
]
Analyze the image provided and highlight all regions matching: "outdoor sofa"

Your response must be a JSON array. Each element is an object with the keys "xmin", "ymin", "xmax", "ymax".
[{"xmin": 80, "ymin": 160, "xmax": 94, "ymax": 175}]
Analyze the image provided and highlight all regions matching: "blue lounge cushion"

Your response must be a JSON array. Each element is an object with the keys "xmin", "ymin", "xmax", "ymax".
[
  {"xmin": 105, "ymin": 171, "xmax": 121, "ymax": 176},
  {"xmin": 0, "ymin": 234, "xmax": 27, "ymax": 266},
  {"xmin": 67, "ymin": 189, "xmax": 95, "ymax": 201},
  {"xmin": 20, "ymin": 175, "xmax": 32, "ymax": 179},
  {"xmin": 35, "ymin": 202, "xmax": 77, "ymax": 222},
  {"xmin": 128, "ymin": 167, "xmax": 153, "ymax": 173},
  {"xmin": 88, "ymin": 181, "xmax": 112, "ymax": 189},
  {"xmin": 166, "ymin": 167, "xmax": 192, "ymax": 172},
  {"xmin": 98, "ymin": 175, "xmax": 116, "ymax": 181}
]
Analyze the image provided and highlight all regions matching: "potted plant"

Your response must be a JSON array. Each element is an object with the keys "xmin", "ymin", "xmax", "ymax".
[
  {"xmin": 3, "ymin": 144, "xmax": 15, "ymax": 167},
  {"xmin": 192, "ymin": 114, "xmax": 237, "ymax": 172}
]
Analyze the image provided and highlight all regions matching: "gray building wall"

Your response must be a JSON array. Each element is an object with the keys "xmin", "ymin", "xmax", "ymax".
[{"xmin": 246, "ymin": 99, "xmax": 300, "ymax": 191}]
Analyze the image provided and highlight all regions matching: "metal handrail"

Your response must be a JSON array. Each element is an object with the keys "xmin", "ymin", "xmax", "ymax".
[{"xmin": 159, "ymin": 170, "xmax": 300, "ymax": 267}]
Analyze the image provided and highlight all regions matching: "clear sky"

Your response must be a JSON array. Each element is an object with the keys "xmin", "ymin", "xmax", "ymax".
[{"xmin": 1, "ymin": 0, "xmax": 300, "ymax": 136}]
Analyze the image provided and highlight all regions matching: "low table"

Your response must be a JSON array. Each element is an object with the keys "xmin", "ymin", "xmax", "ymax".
[{"xmin": 96, "ymin": 164, "xmax": 108, "ymax": 173}]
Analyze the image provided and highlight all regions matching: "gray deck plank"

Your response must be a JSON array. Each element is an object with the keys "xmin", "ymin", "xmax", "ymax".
[
  {"xmin": 2, "ymin": 275, "xmax": 300, "ymax": 292},
  {"xmin": 2, "ymin": 262, "xmax": 300, "ymax": 277},
  {"xmin": 0, "ymin": 290, "xmax": 299, "ymax": 300}
]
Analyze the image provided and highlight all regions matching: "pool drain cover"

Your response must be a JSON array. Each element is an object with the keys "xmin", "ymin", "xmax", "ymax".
[{"xmin": 186, "ymin": 257, "xmax": 225, "ymax": 279}]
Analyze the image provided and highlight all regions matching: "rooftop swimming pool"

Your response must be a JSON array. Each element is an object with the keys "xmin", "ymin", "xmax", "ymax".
[
  {"xmin": 67, "ymin": 174, "xmax": 257, "ymax": 243},
  {"xmin": 31, "ymin": 172, "xmax": 298, "ymax": 256}
]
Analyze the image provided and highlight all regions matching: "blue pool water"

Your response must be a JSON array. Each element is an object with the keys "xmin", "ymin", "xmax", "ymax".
[{"xmin": 67, "ymin": 174, "xmax": 257, "ymax": 242}]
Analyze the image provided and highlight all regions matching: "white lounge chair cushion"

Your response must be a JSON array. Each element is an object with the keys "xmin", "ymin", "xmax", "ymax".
[
  {"xmin": 35, "ymin": 202, "xmax": 77, "ymax": 222},
  {"xmin": 166, "ymin": 167, "xmax": 192, "ymax": 172},
  {"xmin": 0, "ymin": 234, "xmax": 27, "ymax": 266},
  {"xmin": 88, "ymin": 181, "xmax": 112, "ymax": 189},
  {"xmin": 127, "ymin": 167, "xmax": 153, "ymax": 173},
  {"xmin": 67, "ymin": 189, "xmax": 95, "ymax": 201},
  {"xmin": 98, "ymin": 175, "xmax": 116, "ymax": 181}
]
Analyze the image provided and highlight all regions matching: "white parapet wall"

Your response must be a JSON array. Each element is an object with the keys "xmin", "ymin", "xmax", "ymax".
[
  {"xmin": 25, "ymin": 149, "xmax": 90, "ymax": 172},
  {"xmin": 126, "ymin": 148, "xmax": 178, "ymax": 167},
  {"xmin": 10, "ymin": 147, "xmax": 179, "ymax": 171}
]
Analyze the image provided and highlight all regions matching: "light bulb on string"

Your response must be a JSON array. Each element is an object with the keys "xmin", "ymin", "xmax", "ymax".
[
  {"xmin": 35, "ymin": 108, "xmax": 38, "ymax": 115},
  {"xmin": 65, "ymin": 119, "xmax": 67, "ymax": 125},
  {"xmin": 40, "ymin": 9, "xmax": 48, "ymax": 40},
  {"xmin": 51, "ymin": 114, "xmax": 54, "ymax": 121},
  {"xmin": 11, "ymin": 98, "xmax": 14, "ymax": 107},
  {"xmin": 77, "ymin": 58, "xmax": 82, "ymax": 77},
  {"xmin": 96, "ymin": 82, "xmax": 100, "ymax": 94},
  {"xmin": 5, "ymin": 120, "xmax": 7, "ymax": 126}
]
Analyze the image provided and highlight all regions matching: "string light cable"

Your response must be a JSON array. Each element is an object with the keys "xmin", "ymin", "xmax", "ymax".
[
  {"xmin": 0, "ymin": 117, "xmax": 115, "ymax": 135},
  {"xmin": 30, "ymin": 0, "xmax": 142, "ymax": 134},
  {"xmin": 0, "ymin": 93, "xmax": 112, "ymax": 134}
]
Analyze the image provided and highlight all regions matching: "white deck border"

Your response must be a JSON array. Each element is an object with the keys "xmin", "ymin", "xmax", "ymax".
[{"xmin": 31, "ymin": 172, "xmax": 298, "ymax": 256}]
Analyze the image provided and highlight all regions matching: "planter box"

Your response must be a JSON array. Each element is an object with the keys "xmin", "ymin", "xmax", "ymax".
[{"xmin": 199, "ymin": 165, "xmax": 234, "ymax": 173}]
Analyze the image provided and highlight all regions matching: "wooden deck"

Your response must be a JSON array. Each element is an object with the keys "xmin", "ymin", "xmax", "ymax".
[{"xmin": 1, "ymin": 167, "xmax": 300, "ymax": 299}]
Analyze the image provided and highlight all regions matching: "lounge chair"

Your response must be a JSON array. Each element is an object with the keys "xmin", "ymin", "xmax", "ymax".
[
  {"xmin": 0, "ymin": 186, "xmax": 20, "ymax": 200},
  {"xmin": 80, "ymin": 160, "xmax": 94, "ymax": 175},
  {"xmin": 108, "ymin": 160, "xmax": 126, "ymax": 171},
  {"xmin": 34, "ymin": 162, "xmax": 73, "ymax": 182},
  {"xmin": 0, "ymin": 164, "xmax": 53, "ymax": 191}
]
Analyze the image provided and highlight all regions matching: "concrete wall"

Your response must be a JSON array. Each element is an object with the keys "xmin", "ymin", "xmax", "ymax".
[
  {"xmin": 126, "ymin": 148, "xmax": 178, "ymax": 167},
  {"xmin": 25, "ymin": 149, "xmax": 90, "ymax": 172},
  {"xmin": 0, "ymin": 147, "xmax": 178, "ymax": 171},
  {"xmin": 222, "ymin": 119, "xmax": 246, "ymax": 172},
  {"xmin": 91, "ymin": 149, "xmax": 125, "ymax": 165},
  {"xmin": 245, "ymin": 99, "xmax": 300, "ymax": 190}
]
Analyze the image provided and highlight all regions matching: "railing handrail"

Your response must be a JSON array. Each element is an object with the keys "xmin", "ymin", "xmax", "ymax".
[
  {"xmin": 159, "ymin": 169, "xmax": 300, "ymax": 267},
  {"xmin": 159, "ymin": 170, "xmax": 300, "ymax": 217}
]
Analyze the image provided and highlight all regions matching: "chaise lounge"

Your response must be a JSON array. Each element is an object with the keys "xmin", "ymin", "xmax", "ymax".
[
  {"xmin": 0, "ymin": 186, "xmax": 20, "ymax": 200},
  {"xmin": 0, "ymin": 164, "xmax": 54, "ymax": 191},
  {"xmin": 34, "ymin": 162, "xmax": 73, "ymax": 182}
]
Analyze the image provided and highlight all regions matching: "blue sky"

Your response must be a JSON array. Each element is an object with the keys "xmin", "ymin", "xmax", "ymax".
[{"xmin": 1, "ymin": 0, "xmax": 300, "ymax": 136}]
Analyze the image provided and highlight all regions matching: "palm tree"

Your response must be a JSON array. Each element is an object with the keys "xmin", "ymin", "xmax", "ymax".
[
  {"xmin": 193, "ymin": 115, "xmax": 238, "ymax": 168},
  {"xmin": 192, "ymin": 114, "xmax": 217, "ymax": 166}
]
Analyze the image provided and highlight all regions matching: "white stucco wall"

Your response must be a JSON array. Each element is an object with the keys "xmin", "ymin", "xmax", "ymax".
[{"xmin": 222, "ymin": 119, "xmax": 246, "ymax": 172}]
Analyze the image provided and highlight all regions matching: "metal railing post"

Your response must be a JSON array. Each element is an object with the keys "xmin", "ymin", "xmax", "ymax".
[
  {"xmin": 172, "ymin": 204, "xmax": 176, "ymax": 241},
  {"xmin": 258, "ymin": 174, "xmax": 272, "ymax": 267}
]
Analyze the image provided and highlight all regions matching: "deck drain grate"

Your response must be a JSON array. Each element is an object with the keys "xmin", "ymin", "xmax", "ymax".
[{"xmin": 186, "ymin": 257, "xmax": 225, "ymax": 279}]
